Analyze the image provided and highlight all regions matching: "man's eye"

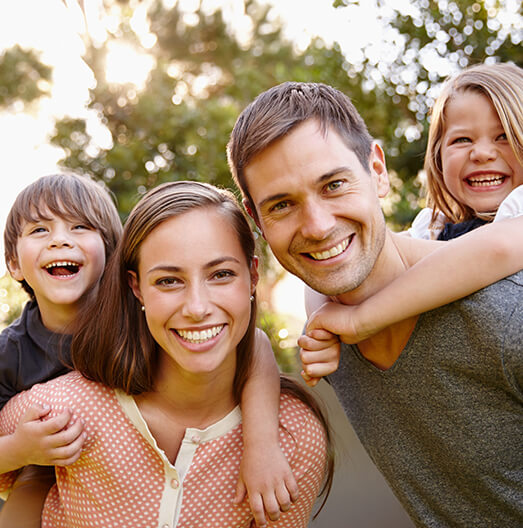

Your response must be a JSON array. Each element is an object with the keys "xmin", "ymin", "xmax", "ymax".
[
  {"xmin": 271, "ymin": 201, "xmax": 290, "ymax": 212},
  {"xmin": 325, "ymin": 180, "xmax": 343, "ymax": 192}
]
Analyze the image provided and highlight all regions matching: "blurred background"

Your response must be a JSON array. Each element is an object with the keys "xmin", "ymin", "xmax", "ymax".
[{"xmin": 0, "ymin": 0, "xmax": 520, "ymax": 525}]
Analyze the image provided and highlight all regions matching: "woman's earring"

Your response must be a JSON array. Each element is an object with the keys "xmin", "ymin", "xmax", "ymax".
[{"xmin": 141, "ymin": 305, "xmax": 145, "ymax": 312}]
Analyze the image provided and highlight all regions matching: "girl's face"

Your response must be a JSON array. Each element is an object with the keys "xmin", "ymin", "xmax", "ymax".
[
  {"xmin": 129, "ymin": 207, "xmax": 257, "ymax": 379},
  {"xmin": 440, "ymin": 90, "xmax": 523, "ymax": 214}
]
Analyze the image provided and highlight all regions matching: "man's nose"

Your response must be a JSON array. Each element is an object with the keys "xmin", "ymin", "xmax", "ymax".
[{"xmin": 299, "ymin": 200, "xmax": 336, "ymax": 241}]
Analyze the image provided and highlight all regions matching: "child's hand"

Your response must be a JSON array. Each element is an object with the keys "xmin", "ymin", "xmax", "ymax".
[
  {"xmin": 307, "ymin": 300, "xmax": 370, "ymax": 345},
  {"xmin": 11, "ymin": 404, "xmax": 86, "ymax": 467},
  {"xmin": 298, "ymin": 329, "xmax": 340, "ymax": 386},
  {"xmin": 234, "ymin": 444, "xmax": 298, "ymax": 527}
]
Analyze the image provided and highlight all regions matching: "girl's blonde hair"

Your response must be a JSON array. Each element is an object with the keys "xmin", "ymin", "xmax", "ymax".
[{"xmin": 425, "ymin": 62, "xmax": 523, "ymax": 225}]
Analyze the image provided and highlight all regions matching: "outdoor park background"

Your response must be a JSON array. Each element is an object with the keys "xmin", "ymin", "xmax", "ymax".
[{"xmin": 0, "ymin": 1, "xmax": 520, "ymax": 526}]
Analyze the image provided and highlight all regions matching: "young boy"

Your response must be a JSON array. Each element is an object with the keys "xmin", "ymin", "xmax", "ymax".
[
  {"xmin": 0, "ymin": 173, "xmax": 298, "ymax": 528},
  {"xmin": 0, "ymin": 173, "xmax": 123, "ymax": 525}
]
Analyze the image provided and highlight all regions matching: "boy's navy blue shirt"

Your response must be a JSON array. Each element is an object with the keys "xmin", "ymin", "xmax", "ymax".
[{"xmin": 0, "ymin": 300, "xmax": 71, "ymax": 410}]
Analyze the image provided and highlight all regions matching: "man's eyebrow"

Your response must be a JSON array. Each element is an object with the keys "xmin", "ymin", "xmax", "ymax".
[{"xmin": 258, "ymin": 166, "xmax": 353, "ymax": 209}]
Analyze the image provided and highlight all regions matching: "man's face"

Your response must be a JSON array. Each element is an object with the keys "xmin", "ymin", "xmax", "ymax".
[{"xmin": 244, "ymin": 119, "xmax": 390, "ymax": 296}]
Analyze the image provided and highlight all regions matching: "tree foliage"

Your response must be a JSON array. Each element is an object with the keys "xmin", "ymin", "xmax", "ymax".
[
  {"xmin": 49, "ymin": 0, "xmax": 520, "ymax": 228},
  {"xmin": 0, "ymin": 45, "xmax": 52, "ymax": 110}
]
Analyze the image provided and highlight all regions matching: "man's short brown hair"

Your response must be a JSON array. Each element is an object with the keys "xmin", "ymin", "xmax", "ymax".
[{"xmin": 227, "ymin": 82, "xmax": 373, "ymax": 215}]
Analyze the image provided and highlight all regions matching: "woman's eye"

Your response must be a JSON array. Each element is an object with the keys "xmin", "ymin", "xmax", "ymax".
[
  {"xmin": 497, "ymin": 132, "xmax": 507, "ymax": 141},
  {"xmin": 212, "ymin": 270, "xmax": 235, "ymax": 280},
  {"xmin": 156, "ymin": 277, "xmax": 179, "ymax": 287}
]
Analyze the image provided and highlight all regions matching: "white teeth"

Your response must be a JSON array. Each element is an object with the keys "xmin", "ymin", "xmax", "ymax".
[
  {"xmin": 45, "ymin": 261, "xmax": 80, "ymax": 269},
  {"xmin": 309, "ymin": 237, "xmax": 350, "ymax": 261},
  {"xmin": 467, "ymin": 174, "xmax": 505, "ymax": 187},
  {"xmin": 177, "ymin": 325, "xmax": 224, "ymax": 343}
]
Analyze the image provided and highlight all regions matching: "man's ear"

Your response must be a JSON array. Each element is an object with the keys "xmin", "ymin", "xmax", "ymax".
[
  {"xmin": 243, "ymin": 198, "xmax": 263, "ymax": 235},
  {"xmin": 7, "ymin": 258, "xmax": 24, "ymax": 282},
  {"xmin": 369, "ymin": 142, "xmax": 390, "ymax": 198},
  {"xmin": 127, "ymin": 271, "xmax": 144, "ymax": 305}
]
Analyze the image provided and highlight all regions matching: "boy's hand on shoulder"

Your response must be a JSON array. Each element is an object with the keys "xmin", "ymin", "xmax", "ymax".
[
  {"xmin": 12, "ymin": 404, "xmax": 86, "ymax": 467},
  {"xmin": 234, "ymin": 444, "xmax": 298, "ymax": 528},
  {"xmin": 298, "ymin": 328, "xmax": 340, "ymax": 386}
]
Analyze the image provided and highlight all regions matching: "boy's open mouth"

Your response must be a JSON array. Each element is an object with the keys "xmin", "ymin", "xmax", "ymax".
[{"xmin": 44, "ymin": 261, "xmax": 81, "ymax": 277}]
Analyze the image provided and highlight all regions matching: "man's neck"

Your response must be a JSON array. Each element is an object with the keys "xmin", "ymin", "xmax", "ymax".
[{"xmin": 334, "ymin": 232, "xmax": 423, "ymax": 370}]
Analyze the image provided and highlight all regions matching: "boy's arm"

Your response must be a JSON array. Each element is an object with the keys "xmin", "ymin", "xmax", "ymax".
[
  {"xmin": 0, "ymin": 404, "xmax": 85, "ymax": 474},
  {"xmin": 309, "ymin": 216, "xmax": 523, "ymax": 344},
  {"xmin": 236, "ymin": 328, "xmax": 298, "ymax": 528}
]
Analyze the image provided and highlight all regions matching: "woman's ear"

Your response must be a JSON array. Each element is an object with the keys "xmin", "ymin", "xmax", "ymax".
[
  {"xmin": 128, "ymin": 271, "xmax": 144, "ymax": 305},
  {"xmin": 250, "ymin": 256, "xmax": 259, "ymax": 293}
]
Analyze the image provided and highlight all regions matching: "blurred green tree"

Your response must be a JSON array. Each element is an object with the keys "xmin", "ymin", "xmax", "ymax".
[{"xmin": 0, "ymin": 45, "xmax": 52, "ymax": 110}]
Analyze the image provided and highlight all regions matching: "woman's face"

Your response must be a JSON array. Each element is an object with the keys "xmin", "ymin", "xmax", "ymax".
[{"xmin": 129, "ymin": 207, "xmax": 257, "ymax": 378}]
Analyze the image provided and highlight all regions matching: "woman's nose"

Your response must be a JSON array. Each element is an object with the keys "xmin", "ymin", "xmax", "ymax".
[{"xmin": 181, "ymin": 284, "xmax": 210, "ymax": 321}]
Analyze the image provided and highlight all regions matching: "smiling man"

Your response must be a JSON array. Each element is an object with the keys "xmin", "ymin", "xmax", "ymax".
[{"xmin": 227, "ymin": 82, "xmax": 523, "ymax": 527}]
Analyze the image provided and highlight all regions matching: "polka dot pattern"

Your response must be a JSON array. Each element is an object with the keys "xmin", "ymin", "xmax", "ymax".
[{"xmin": 0, "ymin": 372, "xmax": 327, "ymax": 527}]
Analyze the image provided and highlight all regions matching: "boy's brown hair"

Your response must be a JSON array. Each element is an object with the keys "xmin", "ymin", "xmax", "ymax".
[{"xmin": 4, "ymin": 173, "xmax": 122, "ymax": 297}]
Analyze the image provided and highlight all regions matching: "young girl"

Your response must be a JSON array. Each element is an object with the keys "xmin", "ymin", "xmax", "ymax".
[
  {"xmin": 0, "ymin": 181, "xmax": 332, "ymax": 527},
  {"xmin": 300, "ymin": 62, "xmax": 523, "ymax": 382},
  {"xmin": 0, "ymin": 176, "xmax": 296, "ymax": 528}
]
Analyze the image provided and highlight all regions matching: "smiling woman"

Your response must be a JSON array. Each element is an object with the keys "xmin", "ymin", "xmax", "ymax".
[{"xmin": 0, "ymin": 181, "xmax": 332, "ymax": 528}]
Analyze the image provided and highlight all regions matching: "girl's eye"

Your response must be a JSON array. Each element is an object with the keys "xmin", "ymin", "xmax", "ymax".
[
  {"xmin": 496, "ymin": 132, "xmax": 507, "ymax": 141},
  {"xmin": 451, "ymin": 137, "xmax": 471, "ymax": 144}
]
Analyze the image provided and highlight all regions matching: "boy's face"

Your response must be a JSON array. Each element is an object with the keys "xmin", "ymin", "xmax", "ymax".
[
  {"xmin": 8, "ymin": 210, "xmax": 106, "ymax": 330},
  {"xmin": 243, "ymin": 119, "xmax": 390, "ymax": 297}
]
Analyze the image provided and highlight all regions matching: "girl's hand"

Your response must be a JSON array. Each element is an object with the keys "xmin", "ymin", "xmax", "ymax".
[
  {"xmin": 11, "ymin": 404, "xmax": 86, "ymax": 467},
  {"xmin": 234, "ymin": 443, "xmax": 298, "ymax": 527},
  {"xmin": 298, "ymin": 329, "xmax": 340, "ymax": 386}
]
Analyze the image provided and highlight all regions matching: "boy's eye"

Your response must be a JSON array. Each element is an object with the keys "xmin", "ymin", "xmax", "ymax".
[{"xmin": 29, "ymin": 226, "xmax": 47, "ymax": 234}]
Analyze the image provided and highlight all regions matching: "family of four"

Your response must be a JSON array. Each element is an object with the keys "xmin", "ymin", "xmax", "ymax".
[{"xmin": 0, "ymin": 62, "xmax": 521, "ymax": 527}]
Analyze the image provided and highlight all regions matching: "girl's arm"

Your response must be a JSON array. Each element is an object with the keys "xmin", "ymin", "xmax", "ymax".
[
  {"xmin": 308, "ymin": 216, "xmax": 523, "ymax": 344},
  {"xmin": 236, "ymin": 328, "xmax": 298, "ymax": 528}
]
